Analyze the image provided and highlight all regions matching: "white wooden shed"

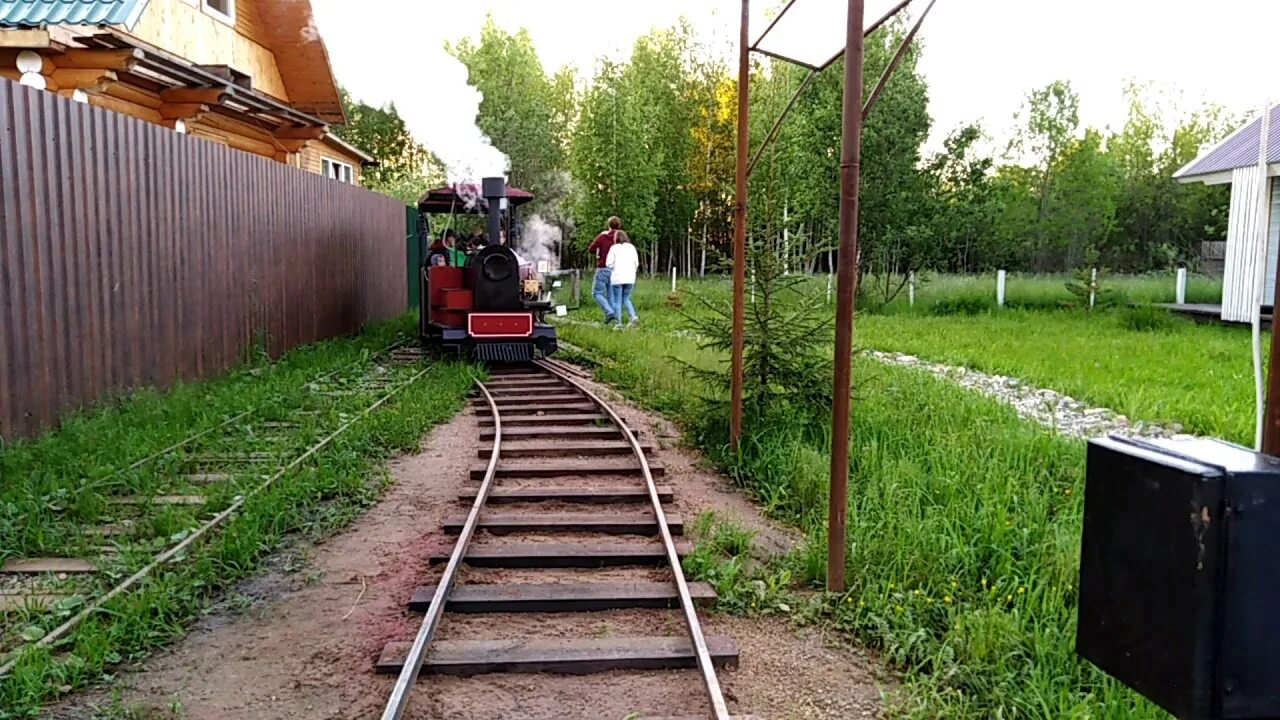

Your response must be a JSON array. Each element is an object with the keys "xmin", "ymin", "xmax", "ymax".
[{"xmin": 1175, "ymin": 105, "xmax": 1280, "ymax": 322}]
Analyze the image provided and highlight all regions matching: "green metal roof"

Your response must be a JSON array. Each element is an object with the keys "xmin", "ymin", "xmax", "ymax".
[{"xmin": 0, "ymin": 0, "xmax": 150, "ymax": 29}]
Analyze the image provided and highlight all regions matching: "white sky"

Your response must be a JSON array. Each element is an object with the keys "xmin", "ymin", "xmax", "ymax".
[{"xmin": 312, "ymin": 0, "xmax": 1279, "ymax": 158}]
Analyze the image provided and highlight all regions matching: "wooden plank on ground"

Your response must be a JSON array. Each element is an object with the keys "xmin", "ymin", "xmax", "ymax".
[
  {"xmin": 483, "ymin": 385, "xmax": 570, "ymax": 394},
  {"xmin": 408, "ymin": 581, "xmax": 716, "ymax": 613},
  {"xmin": 375, "ymin": 635, "xmax": 738, "ymax": 676},
  {"xmin": 182, "ymin": 474, "xmax": 234, "ymax": 483},
  {"xmin": 480, "ymin": 426, "xmax": 626, "ymax": 441},
  {"xmin": 442, "ymin": 512, "xmax": 681, "ymax": 536},
  {"xmin": 472, "ymin": 393, "xmax": 584, "ymax": 405},
  {"xmin": 84, "ymin": 522, "xmax": 134, "ymax": 537},
  {"xmin": 477, "ymin": 440, "xmax": 653, "ymax": 458},
  {"xmin": 460, "ymin": 485, "xmax": 673, "ymax": 504},
  {"xmin": 469, "ymin": 460, "xmax": 663, "ymax": 480},
  {"xmin": 477, "ymin": 413, "xmax": 608, "ymax": 427},
  {"xmin": 0, "ymin": 593, "xmax": 70, "ymax": 611},
  {"xmin": 429, "ymin": 541, "xmax": 691, "ymax": 568},
  {"xmin": 475, "ymin": 404, "xmax": 600, "ymax": 416},
  {"xmin": 191, "ymin": 453, "xmax": 275, "ymax": 462},
  {"xmin": 107, "ymin": 495, "xmax": 206, "ymax": 506},
  {"xmin": 1, "ymin": 558, "xmax": 97, "ymax": 574}
]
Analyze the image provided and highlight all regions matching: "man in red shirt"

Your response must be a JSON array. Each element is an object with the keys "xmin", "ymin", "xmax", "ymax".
[{"xmin": 587, "ymin": 216, "xmax": 621, "ymax": 324}]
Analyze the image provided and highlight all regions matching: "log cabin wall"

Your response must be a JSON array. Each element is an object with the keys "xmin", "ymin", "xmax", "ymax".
[
  {"xmin": 124, "ymin": 0, "xmax": 289, "ymax": 101},
  {"xmin": 300, "ymin": 136, "xmax": 366, "ymax": 185},
  {"xmin": 0, "ymin": 77, "xmax": 406, "ymax": 440}
]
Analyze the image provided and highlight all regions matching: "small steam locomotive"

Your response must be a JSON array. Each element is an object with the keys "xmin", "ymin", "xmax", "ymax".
[{"xmin": 417, "ymin": 177, "xmax": 557, "ymax": 362}]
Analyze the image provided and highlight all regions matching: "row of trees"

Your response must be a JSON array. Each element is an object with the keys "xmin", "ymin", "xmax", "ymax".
[{"xmin": 343, "ymin": 16, "xmax": 1236, "ymax": 278}]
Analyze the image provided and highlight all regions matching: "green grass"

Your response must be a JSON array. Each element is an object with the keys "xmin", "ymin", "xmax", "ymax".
[
  {"xmin": 861, "ymin": 271, "xmax": 1223, "ymax": 313},
  {"xmin": 0, "ymin": 315, "xmax": 474, "ymax": 718},
  {"xmin": 857, "ymin": 310, "xmax": 1257, "ymax": 443},
  {"xmin": 557, "ymin": 311, "xmax": 1169, "ymax": 718},
  {"xmin": 582, "ymin": 273, "xmax": 1256, "ymax": 444}
]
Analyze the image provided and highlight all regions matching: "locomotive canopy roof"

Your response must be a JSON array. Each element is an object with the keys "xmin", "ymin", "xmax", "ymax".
[{"xmin": 417, "ymin": 184, "xmax": 535, "ymax": 214}]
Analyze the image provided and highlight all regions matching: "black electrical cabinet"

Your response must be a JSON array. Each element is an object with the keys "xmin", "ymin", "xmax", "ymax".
[{"xmin": 1077, "ymin": 436, "xmax": 1280, "ymax": 719}]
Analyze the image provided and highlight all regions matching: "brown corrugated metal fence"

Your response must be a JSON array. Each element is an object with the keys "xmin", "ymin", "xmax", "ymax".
[{"xmin": 0, "ymin": 78, "xmax": 407, "ymax": 439}]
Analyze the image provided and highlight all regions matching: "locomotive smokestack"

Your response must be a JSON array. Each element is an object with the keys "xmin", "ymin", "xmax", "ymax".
[{"xmin": 482, "ymin": 176, "xmax": 505, "ymax": 246}]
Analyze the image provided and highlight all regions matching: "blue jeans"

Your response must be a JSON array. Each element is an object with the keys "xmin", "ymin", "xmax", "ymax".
[
  {"xmin": 592, "ymin": 268, "xmax": 615, "ymax": 321},
  {"xmin": 611, "ymin": 284, "xmax": 637, "ymax": 324}
]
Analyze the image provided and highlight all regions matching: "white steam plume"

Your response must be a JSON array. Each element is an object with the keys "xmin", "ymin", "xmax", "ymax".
[
  {"xmin": 309, "ymin": 0, "xmax": 508, "ymax": 186},
  {"xmin": 518, "ymin": 214, "xmax": 562, "ymax": 275}
]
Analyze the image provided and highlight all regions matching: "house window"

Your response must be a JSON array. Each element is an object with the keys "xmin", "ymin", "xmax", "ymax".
[
  {"xmin": 321, "ymin": 157, "xmax": 354, "ymax": 184},
  {"xmin": 202, "ymin": 0, "xmax": 235, "ymax": 24}
]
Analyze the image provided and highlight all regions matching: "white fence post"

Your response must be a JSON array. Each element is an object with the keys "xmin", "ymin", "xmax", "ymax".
[
  {"xmin": 1176, "ymin": 267, "xmax": 1187, "ymax": 305},
  {"xmin": 1090, "ymin": 267, "xmax": 1098, "ymax": 308},
  {"xmin": 908, "ymin": 271, "xmax": 915, "ymax": 307},
  {"xmin": 671, "ymin": 266, "xmax": 677, "ymax": 294},
  {"xmin": 996, "ymin": 270, "xmax": 1006, "ymax": 307}
]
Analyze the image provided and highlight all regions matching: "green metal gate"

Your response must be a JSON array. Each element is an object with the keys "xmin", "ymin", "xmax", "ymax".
[{"xmin": 406, "ymin": 205, "xmax": 420, "ymax": 311}]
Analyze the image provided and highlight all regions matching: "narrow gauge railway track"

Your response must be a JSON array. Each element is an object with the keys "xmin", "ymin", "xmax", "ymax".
[
  {"xmin": 0, "ymin": 343, "xmax": 432, "ymax": 677},
  {"xmin": 380, "ymin": 361, "xmax": 750, "ymax": 720}
]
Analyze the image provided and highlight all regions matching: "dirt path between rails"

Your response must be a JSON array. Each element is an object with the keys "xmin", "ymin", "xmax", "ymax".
[{"xmin": 49, "ymin": 369, "xmax": 888, "ymax": 720}]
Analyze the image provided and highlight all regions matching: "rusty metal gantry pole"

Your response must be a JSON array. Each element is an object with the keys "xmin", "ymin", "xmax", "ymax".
[
  {"xmin": 730, "ymin": 0, "xmax": 751, "ymax": 451},
  {"xmin": 827, "ymin": 0, "xmax": 866, "ymax": 593}
]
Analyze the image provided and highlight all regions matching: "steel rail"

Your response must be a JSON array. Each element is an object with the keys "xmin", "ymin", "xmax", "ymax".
[
  {"xmin": 0, "ymin": 363, "xmax": 433, "ymax": 678},
  {"xmin": 534, "ymin": 360, "xmax": 732, "ymax": 720},
  {"xmin": 380, "ymin": 376, "xmax": 503, "ymax": 720}
]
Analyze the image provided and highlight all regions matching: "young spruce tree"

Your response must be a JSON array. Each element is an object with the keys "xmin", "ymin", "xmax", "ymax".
[{"xmin": 681, "ymin": 241, "xmax": 834, "ymax": 441}]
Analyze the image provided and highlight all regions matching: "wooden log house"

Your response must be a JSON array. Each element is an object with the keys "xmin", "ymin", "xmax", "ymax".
[{"xmin": 0, "ymin": 0, "xmax": 373, "ymax": 184}]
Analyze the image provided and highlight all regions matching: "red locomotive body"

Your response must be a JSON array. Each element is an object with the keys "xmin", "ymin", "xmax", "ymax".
[{"xmin": 417, "ymin": 178, "xmax": 557, "ymax": 362}]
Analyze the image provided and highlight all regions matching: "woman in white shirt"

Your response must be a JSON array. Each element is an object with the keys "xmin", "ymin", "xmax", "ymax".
[{"xmin": 605, "ymin": 231, "xmax": 641, "ymax": 328}]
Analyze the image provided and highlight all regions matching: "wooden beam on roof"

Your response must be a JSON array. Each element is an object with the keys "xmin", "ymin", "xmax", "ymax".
[
  {"xmin": 86, "ymin": 92, "xmax": 163, "ymax": 124},
  {"xmin": 0, "ymin": 29, "xmax": 52, "ymax": 49},
  {"xmin": 276, "ymin": 139, "xmax": 309, "ymax": 153},
  {"xmin": 53, "ymin": 48, "xmax": 144, "ymax": 71},
  {"xmin": 186, "ymin": 119, "xmax": 279, "ymax": 158},
  {"xmin": 159, "ymin": 86, "xmax": 228, "ymax": 104},
  {"xmin": 273, "ymin": 125, "xmax": 327, "ymax": 140},
  {"xmin": 102, "ymin": 82, "xmax": 163, "ymax": 110},
  {"xmin": 0, "ymin": 68, "xmax": 19, "ymax": 83},
  {"xmin": 0, "ymin": 50, "xmax": 54, "ymax": 74},
  {"xmin": 50, "ymin": 68, "xmax": 117, "ymax": 89},
  {"xmin": 160, "ymin": 103, "xmax": 210, "ymax": 120},
  {"xmin": 198, "ymin": 112, "xmax": 285, "ymax": 148}
]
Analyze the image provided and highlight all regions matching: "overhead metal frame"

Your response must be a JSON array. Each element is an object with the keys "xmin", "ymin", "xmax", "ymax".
[
  {"xmin": 732, "ymin": 0, "xmax": 933, "ymax": 592},
  {"xmin": 749, "ymin": 0, "xmax": 912, "ymax": 71}
]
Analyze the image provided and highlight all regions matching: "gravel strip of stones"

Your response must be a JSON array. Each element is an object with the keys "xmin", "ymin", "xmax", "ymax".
[
  {"xmin": 554, "ymin": 317, "xmax": 1194, "ymax": 440},
  {"xmin": 864, "ymin": 349, "xmax": 1193, "ymax": 440}
]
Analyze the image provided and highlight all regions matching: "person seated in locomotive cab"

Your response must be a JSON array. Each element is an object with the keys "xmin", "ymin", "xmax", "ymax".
[
  {"xmin": 426, "ymin": 236, "xmax": 449, "ymax": 267},
  {"xmin": 442, "ymin": 229, "xmax": 466, "ymax": 267}
]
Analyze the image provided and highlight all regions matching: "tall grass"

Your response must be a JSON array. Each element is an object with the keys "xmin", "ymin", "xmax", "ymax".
[
  {"xmin": 863, "ymin": 271, "xmax": 1221, "ymax": 314},
  {"xmin": 557, "ymin": 312, "xmax": 1170, "ymax": 717},
  {"xmin": 608, "ymin": 273, "xmax": 1255, "ymax": 443},
  {"xmin": 0, "ymin": 316, "xmax": 475, "ymax": 717}
]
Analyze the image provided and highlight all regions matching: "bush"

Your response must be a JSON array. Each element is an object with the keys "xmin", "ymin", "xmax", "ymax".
[
  {"xmin": 930, "ymin": 295, "xmax": 995, "ymax": 316},
  {"xmin": 1118, "ymin": 305, "xmax": 1178, "ymax": 332}
]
